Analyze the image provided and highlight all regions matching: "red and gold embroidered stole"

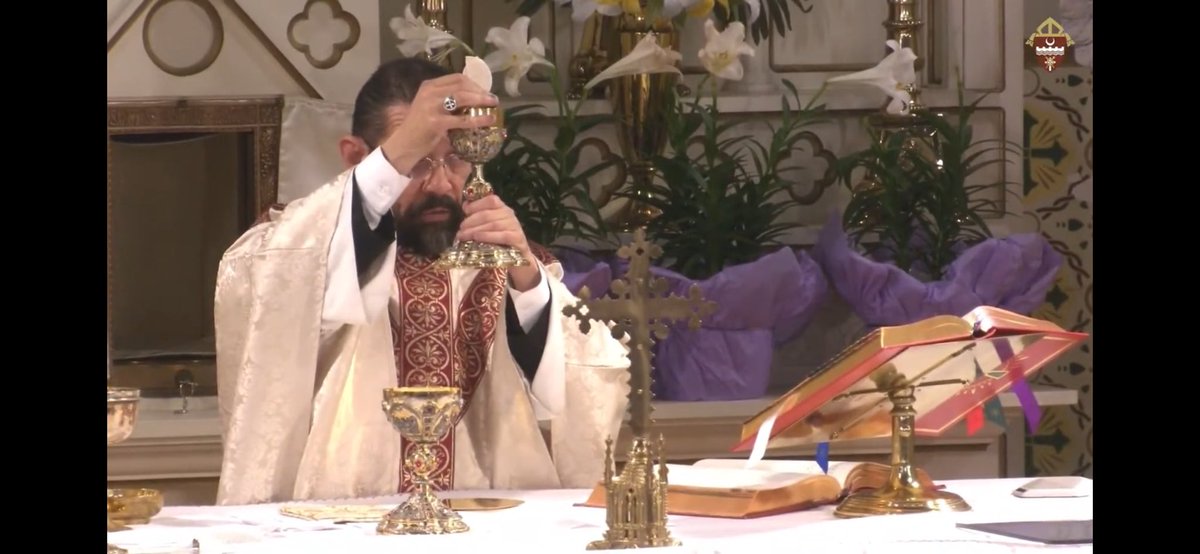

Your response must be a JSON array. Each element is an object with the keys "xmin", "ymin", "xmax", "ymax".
[
  {"xmin": 390, "ymin": 251, "xmax": 506, "ymax": 492},
  {"xmin": 389, "ymin": 245, "xmax": 559, "ymax": 492}
]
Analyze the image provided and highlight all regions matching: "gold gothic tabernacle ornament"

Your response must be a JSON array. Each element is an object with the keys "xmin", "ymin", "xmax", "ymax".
[
  {"xmin": 436, "ymin": 106, "xmax": 529, "ymax": 270},
  {"xmin": 563, "ymin": 228, "xmax": 717, "ymax": 549}
]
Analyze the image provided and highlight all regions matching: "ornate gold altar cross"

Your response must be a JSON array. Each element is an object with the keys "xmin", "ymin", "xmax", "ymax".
[
  {"xmin": 564, "ymin": 228, "xmax": 716, "ymax": 436},
  {"xmin": 563, "ymin": 228, "xmax": 717, "ymax": 550}
]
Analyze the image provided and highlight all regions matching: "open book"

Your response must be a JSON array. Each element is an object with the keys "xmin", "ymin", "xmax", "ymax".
[
  {"xmin": 580, "ymin": 458, "xmax": 936, "ymax": 519},
  {"xmin": 733, "ymin": 306, "xmax": 1089, "ymax": 453}
]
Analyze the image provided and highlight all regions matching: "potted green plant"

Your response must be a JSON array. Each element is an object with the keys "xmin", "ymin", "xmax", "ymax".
[
  {"xmin": 567, "ymin": 20, "xmax": 833, "ymax": 401},
  {"xmin": 814, "ymin": 68, "xmax": 1062, "ymax": 328},
  {"xmin": 484, "ymin": 88, "xmax": 620, "ymax": 248}
]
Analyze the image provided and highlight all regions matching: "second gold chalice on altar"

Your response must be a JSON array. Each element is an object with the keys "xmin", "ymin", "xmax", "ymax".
[
  {"xmin": 108, "ymin": 387, "xmax": 141, "ymax": 554},
  {"xmin": 435, "ymin": 106, "xmax": 528, "ymax": 270},
  {"xmin": 378, "ymin": 386, "xmax": 469, "ymax": 535}
]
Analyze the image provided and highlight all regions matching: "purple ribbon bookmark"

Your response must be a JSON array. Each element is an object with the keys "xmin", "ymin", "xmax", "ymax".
[{"xmin": 994, "ymin": 340, "xmax": 1042, "ymax": 433}]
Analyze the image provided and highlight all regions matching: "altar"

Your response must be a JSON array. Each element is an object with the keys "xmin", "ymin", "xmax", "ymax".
[
  {"xmin": 106, "ymin": 478, "xmax": 1092, "ymax": 553},
  {"xmin": 106, "ymin": 389, "xmax": 1078, "ymax": 506}
]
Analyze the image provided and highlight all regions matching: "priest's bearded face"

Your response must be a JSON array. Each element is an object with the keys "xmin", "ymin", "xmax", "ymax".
[
  {"xmin": 388, "ymin": 105, "xmax": 473, "ymax": 258},
  {"xmin": 341, "ymin": 103, "xmax": 472, "ymax": 259}
]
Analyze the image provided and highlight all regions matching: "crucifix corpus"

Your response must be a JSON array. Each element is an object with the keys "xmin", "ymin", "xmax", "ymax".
[{"xmin": 563, "ymin": 228, "xmax": 717, "ymax": 550}]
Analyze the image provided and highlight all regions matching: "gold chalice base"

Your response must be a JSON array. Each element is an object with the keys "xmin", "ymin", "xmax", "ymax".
[
  {"xmin": 377, "ymin": 493, "xmax": 470, "ymax": 535},
  {"xmin": 108, "ymin": 488, "xmax": 164, "ymax": 526},
  {"xmin": 588, "ymin": 536, "xmax": 681, "ymax": 550},
  {"xmin": 834, "ymin": 484, "xmax": 971, "ymax": 518},
  {"xmin": 435, "ymin": 240, "xmax": 528, "ymax": 270}
]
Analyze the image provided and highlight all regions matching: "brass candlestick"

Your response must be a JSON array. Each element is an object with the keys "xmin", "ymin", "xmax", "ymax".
[
  {"xmin": 107, "ymin": 387, "xmax": 141, "ymax": 554},
  {"xmin": 564, "ymin": 228, "xmax": 717, "ymax": 549},
  {"xmin": 884, "ymin": 0, "xmax": 923, "ymax": 71},
  {"xmin": 416, "ymin": 0, "xmax": 454, "ymax": 69},
  {"xmin": 870, "ymin": 0, "xmax": 933, "ymax": 145},
  {"xmin": 567, "ymin": 12, "xmax": 615, "ymax": 99},
  {"xmin": 435, "ymin": 106, "xmax": 528, "ymax": 270},
  {"xmin": 610, "ymin": 14, "xmax": 677, "ymax": 232},
  {"xmin": 833, "ymin": 369, "xmax": 971, "ymax": 518},
  {"xmin": 378, "ymin": 386, "xmax": 470, "ymax": 535}
]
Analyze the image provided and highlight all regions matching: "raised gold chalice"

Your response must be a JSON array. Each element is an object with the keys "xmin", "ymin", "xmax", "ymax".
[
  {"xmin": 107, "ymin": 387, "xmax": 141, "ymax": 554},
  {"xmin": 378, "ymin": 386, "xmax": 469, "ymax": 535},
  {"xmin": 436, "ymin": 106, "xmax": 529, "ymax": 270}
]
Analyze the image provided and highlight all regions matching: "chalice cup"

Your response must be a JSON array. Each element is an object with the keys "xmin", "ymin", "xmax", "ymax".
[
  {"xmin": 107, "ymin": 387, "xmax": 141, "ymax": 554},
  {"xmin": 377, "ymin": 386, "xmax": 470, "ymax": 535},
  {"xmin": 436, "ymin": 106, "xmax": 529, "ymax": 270}
]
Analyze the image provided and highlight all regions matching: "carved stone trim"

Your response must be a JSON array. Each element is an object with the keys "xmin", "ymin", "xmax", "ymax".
[
  {"xmin": 107, "ymin": 97, "xmax": 283, "ymax": 213},
  {"xmin": 287, "ymin": 0, "xmax": 361, "ymax": 70},
  {"xmin": 107, "ymin": 435, "xmax": 223, "ymax": 481},
  {"xmin": 219, "ymin": 0, "xmax": 323, "ymax": 99},
  {"xmin": 108, "ymin": 0, "xmax": 154, "ymax": 53},
  {"xmin": 142, "ymin": 0, "xmax": 224, "ymax": 77}
]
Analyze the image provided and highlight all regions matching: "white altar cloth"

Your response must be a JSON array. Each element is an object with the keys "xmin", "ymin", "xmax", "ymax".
[{"xmin": 107, "ymin": 478, "xmax": 1092, "ymax": 553}]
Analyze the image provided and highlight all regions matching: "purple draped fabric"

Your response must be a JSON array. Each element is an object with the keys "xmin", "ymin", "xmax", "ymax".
[
  {"xmin": 554, "ymin": 247, "xmax": 830, "ymax": 401},
  {"xmin": 810, "ymin": 213, "xmax": 1062, "ymax": 326}
]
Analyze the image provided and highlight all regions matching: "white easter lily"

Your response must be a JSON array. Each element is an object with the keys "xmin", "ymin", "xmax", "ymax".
[
  {"xmin": 826, "ymin": 39, "xmax": 918, "ymax": 115},
  {"xmin": 742, "ymin": 0, "xmax": 762, "ymax": 24},
  {"xmin": 698, "ymin": 19, "xmax": 755, "ymax": 80},
  {"xmin": 483, "ymin": 17, "xmax": 554, "ymax": 97},
  {"xmin": 584, "ymin": 33, "xmax": 683, "ymax": 91},
  {"xmin": 390, "ymin": 4, "xmax": 458, "ymax": 58},
  {"xmin": 563, "ymin": 0, "xmax": 626, "ymax": 23}
]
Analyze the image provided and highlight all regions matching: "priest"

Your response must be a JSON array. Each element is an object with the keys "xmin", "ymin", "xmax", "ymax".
[{"xmin": 213, "ymin": 58, "xmax": 631, "ymax": 505}]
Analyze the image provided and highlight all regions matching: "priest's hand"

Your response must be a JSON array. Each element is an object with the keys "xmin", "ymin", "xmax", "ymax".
[
  {"xmin": 380, "ymin": 74, "xmax": 498, "ymax": 176},
  {"xmin": 457, "ymin": 195, "xmax": 540, "ymax": 291}
]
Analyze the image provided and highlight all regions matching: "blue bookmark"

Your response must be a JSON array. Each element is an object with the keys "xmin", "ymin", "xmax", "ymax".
[{"xmin": 816, "ymin": 442, "xmax": 829, "ymax": 474}]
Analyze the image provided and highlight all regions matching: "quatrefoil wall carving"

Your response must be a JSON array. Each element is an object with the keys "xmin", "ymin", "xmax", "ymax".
[{"xmin": 287, "ymin": 0, "xmax": 360, "ymax": 69}]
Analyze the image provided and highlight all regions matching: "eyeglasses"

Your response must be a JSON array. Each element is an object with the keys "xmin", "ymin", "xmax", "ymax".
[{"xmin": 410, "ymin": 154, "xmax": 472, "ymax": 184}]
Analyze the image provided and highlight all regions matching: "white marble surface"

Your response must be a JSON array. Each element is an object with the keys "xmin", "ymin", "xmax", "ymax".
[{"xmin": 107, "ymin": 478, "xmax": 1093, "ymax": 553}]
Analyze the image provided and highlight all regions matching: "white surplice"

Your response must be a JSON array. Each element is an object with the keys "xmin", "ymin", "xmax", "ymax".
[{"xmin": 213, "ymin": 149, "xmax": 630, "ymax": 505}]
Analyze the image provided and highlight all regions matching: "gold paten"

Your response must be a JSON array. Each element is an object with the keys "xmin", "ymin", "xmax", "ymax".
[
  {"xmin": 107, "ymin": 387, "xmax": 141, "ymax": 554},
  {"xmin": 563, "ymin": 228, "xmax": 717, "ymax": 550},
  {"xmin": 377, "ymin": 386, "xmax": 470, "ymax": 535},
  {"xmin": 448, "ymin": 497, "xmax": 523, "ymax": 511},
  {"xmin": 437, "ymin": 106, "xmax": 528, "ymax": 270}
]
